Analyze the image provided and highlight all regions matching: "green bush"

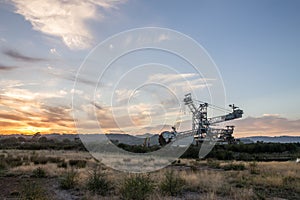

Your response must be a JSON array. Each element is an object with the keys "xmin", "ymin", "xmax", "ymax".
[
  {"xmin": 5, "ymin": 156, "xmax": 23, "ymax": 167},
  {"xmin": 60, "ymin": 170, "xmax": 78, "ymax": 189},
  {"xmin": 31, "ymin": 156, "xmax": 48, "ymax": 165},
  {"xmin": 69, "ymin": 159, "xmax": 87, "ymax": 168},
  {"xmin": 120, "ymin": 174, "xmax": 154, "ymax": 200},
  {"xmin": 223, "ymin": 163, "xmax": 246, "ymax": 171},
  {"xmin": 47, "ymin": 157, "xmax": 62, "ymax": 163},
  {"xmin": 32, "ymin": 167, "xmax": 46, "ymax": 178},
  {"xmin": 206, "ymin": 159, "xmax": 221, "ymax": 169},
  {"xmin": 282, "ymin": 175, "xmax": 300, "ymax": 190},
  {"xmin": 86, "ymin": 168, "xmax": 112, "ymax": 195},
  {"xmin": 21, "ymin": 182, "xmax": 47, "ymax": 200},
  {"xmin": 57, "ymin": 161, "xmax": 68, "ymax": 168},
  {"xmin": 22, "ymin": 155, "xmax": 30, "ymax": 162},
  {"xmin": 248, "ymin": 161, "xmax": 259, "ymax": 174},
  {"xmin": 0, "ymin": 159, "xmax": 8, "ymax": 171},
  {"xmin": 159, "ymin": 170, "xmax": 185, "ymax": 196}
]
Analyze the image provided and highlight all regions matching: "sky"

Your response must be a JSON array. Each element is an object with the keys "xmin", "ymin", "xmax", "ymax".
[{"xmin": 0, "ymin": 0, "xmax": 299, "ymax": 137}]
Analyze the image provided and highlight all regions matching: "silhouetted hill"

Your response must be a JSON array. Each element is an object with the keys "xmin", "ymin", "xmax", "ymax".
[
  {"xmin": 240, "ymin": 136, "xmax": 300, "ymax": 143},
  {"xmin": 1, "ymin": 134, "xmax": 299, "ymax": 145}
]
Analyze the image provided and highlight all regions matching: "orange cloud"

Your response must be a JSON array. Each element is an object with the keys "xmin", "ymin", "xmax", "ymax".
[
  {"xmin": 1, "ymin": 80, "xmax": 299, "ymax": 137},
  {"xmin": 232, "ymin": 115, "xmax": 300, "ymax": 137},
  {"xmin": 0, "ymin": 86, "xmax": 75, "ymax": 135}
]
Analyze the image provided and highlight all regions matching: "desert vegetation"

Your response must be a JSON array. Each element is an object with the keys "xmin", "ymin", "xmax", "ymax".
[
  {"xmin": 0, "ymin": 149, "xmax": 299, "ymax": 199},
  {"xmin": 0, "ymin": 137, "xmax": 299, "ymax": 199}
]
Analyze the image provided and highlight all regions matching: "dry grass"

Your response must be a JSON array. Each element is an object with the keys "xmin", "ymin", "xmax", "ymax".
[
  {"xmin": 180, "ymin": 170, "xmax": 225, "ymax": 193},
  {"xmin": 258, "ymin": 161, "xmax": 300, "ymax": 177},
  {"xmin": 1, "ymin": 150, "xmax": 300, "ymax": 199},
  {"xmin": 229, "ymin": 187, "xmax": 255, "ymax": 200}
]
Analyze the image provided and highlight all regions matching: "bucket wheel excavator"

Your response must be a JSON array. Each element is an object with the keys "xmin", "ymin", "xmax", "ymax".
[{"xmin": 159, "ymin": 93, "xmax": 243, "ymax": 146}]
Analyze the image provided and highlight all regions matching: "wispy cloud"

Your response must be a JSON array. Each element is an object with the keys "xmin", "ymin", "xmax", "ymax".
[
  {"xmin": 0, "ymin": 64, "xmax": 18, "ymax": 71},
  {"xmin": 233, "ymin": 115, "xmax": 300, "ymax": 137},
  {"xmin": 3, "ymin": 48, "xmax": 46, "ymax": 62},
  {"xmin": 47, "ymin": 67, "xmax": 96, "ymax": 86},
  {"xmin": 147, "ymin": 73, "xmax": 214, "ymax": 94},
  {"xmin": 0, "ymin": 86, "xmax": 74, "ymax": 134},
  {"xmin": 0, "ymin": 80, "xmax": 24, "ymax": 88},
  {"xmin": 50, "ymin": 48, "xmax": 60, "ymax": 56},
  {"xmin": 0, "ymin": 38, "xmax": 7, "ymax": 43},
  {"xmin": 10, "ymin": 0, "xmax": 125, "ymax": 50},
  {"xmin": 0, "ymin": 113, "xmax": 28, "ymax": 121}
]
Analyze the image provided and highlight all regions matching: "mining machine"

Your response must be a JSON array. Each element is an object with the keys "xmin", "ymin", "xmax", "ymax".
[{"xmin": 159, "ymin": 93, "xmax": 243, "ymax": 146}]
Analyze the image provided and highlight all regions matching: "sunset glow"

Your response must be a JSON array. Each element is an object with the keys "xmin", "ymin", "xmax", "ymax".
[{"xmin": 0, "ymin": 1, "xmax": 299, "ymax": 137}]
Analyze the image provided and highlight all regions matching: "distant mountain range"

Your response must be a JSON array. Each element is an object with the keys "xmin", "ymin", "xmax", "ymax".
[
  {"xmin": 1, "ymin": 134, "xmax": 300, "ymax": 145},
  {"xmin": 239, "ymin": 136, "xmax": 300, "ymax": 143},
  {"xmin": 106, "ymin": 133, "xmax": 159, "ymax": 146},
  {"xmin": 0, "ymin": 133, "xmax": 160, "ymax": 146}
]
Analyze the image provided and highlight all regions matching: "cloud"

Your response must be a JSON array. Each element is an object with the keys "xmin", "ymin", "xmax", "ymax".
[
  {"xmin": 0, "ymin": 64, "xmax": 18, "ymax": 71},
  {"xmin": 76, "ymin": 100, "xmax": 182, "ymax": 134},
  {"xmin": 148, "ymin": 73, "xmax": 198, "ymax": 83},
  {"xmin": 0, "ymin": 113, "xmax": 28, "ymax": 121},
  {"xmin": 0, "ymin": 38, "xmax": 6, "ymax": 43},
  {"xmin": 0, "ymin": 121, "xmax": 20, "ymax": 128},
  {"xmin": 50, "ymin": 48, "xmax": 60, "ymax": 56},
  {"xmin": 262, "ymin": 113, "xmax": 280, "ymax": 117},
  {"xmin": 148, "ymin": 73, "xmax": 214, "ymax": 89},
  {"xmin": 158, "ymin": 33, "xmax": 170, "ymax": 42},
  {"xmin": 233, "ymin": 115, "xmax": 300, "ymax": 137},
  {"xmin": 0, "ymin": 83, "xmax": 75, "ymax": 134},
  {"xmin": 147, "ymin": 73, "xmax": 214, "ymax": 95},
  {"xmin": 3, "ymin": 49, "xmax": 46, "ymax": 62},
  {"xmin": 0, "ymin": 80, "xmax": 24, "ymax": 88},
  {"xmin": 0, "ymin": 96, "xmax": 75, "ymax": 134},
  {"xmin": 47, "ymin": 67, "xmax": 96, "ymax": 86},
  {"xmin": 10, "ymin": 0, "xmax": 124, "ymax": 50}
]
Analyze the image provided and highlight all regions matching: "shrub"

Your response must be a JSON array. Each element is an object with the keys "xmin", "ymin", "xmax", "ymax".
[
  {"xmin": 69, "ymin": 159, "xmax": 87, "ymax": 168},
  {"xmin": 86, "ymin": 168, "xmax": 112, "ymax": 195},
  {"xmin": 60, "ymin": 170, "xmax": 78, "ymax": 189},
  {"xmin": 190, "ymin": 165, "xmax": 198, "ymax": 172},
  {"xmin": 47, "ymin": 157, "xmax": 62, "ymax": 163},
  {"xmin": 5, "ymin": 156, "xmax": 23, "ymax": 167},
  {"xmin": 120, "ymin": 174, "xmax": 154, "ymax": 200},
  {"xmin": 0, "ymin": 159, "xmax": 8, "ymax": 171},
  {"xmin": 32, "ymin": 167, "xmax": 46, "ymax": 178},
  {"xmin": 206, "ymin": 159, "xmax": 221, "ymax": 169},
  {"xmin": 21, "ymin": 182, "xmax": 47, "ymax": 200},
  {"xmin": 223, "ymin": 163, "xmax": 246, "ymax": 171},
  {"xmin": 22, "ymin": 155, "xmax": 30, "ymax": 162},
  {"xmin": 249, "ymin": 161, "xmax": 259, "ymax": 174},
  {"xmin": 31, "ymin": 156, "xmax": 48, "ymax": 165},
  {"xmin": 159, "ymin": 170, "xmax": 185, "ymax": 196},
  {"xmin": 57, "ymin": 161, "xmax": 68, "ymax": 168},
  {"xmin": 283, "ymin": 175, "xmax": 300, "ymax": 190}
]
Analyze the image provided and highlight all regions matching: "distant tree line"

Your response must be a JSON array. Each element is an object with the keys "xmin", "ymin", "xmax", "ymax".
[
  {"xmin": 181, "ymin": 142, "xmax": 300, "ymax": 161},
  {"xmin": 1, "ymin": 136, "xmax": 300, "ymax": 161},
  {"xmin": 0, "ymin": 136, "xmax": 86, "ymax": 151},
  {"xmin": 117, "ymin": 143, "xmax": 160, "ymax": 153},
  {"xmin": 114, "ymin": 142, "xmax": 300, "ymax": 161}
]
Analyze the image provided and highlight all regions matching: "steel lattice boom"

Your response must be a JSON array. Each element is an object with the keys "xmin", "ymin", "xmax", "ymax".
[{"xmin": 159, "ymin": 93, "xmax": 244, "ymax": 146}]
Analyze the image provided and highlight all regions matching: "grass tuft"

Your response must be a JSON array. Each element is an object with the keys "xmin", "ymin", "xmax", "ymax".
[
  {"xmin": 60, "ymin": 169, "xmax": 78, "ymax": 190},
  {"xmin": 86, "ymin": 167, "xmax": 112, "ymax": 195},
  {"xmin": 32, "ymin": 167, "xmax": 46, "ymax": 178},
  {"xmin": 21, "ymin": 181, "xmax": 48, "ymax": 200},
  {"xmin": 159, "ymin": 170, "xmax": 185, "ymax": 196},
  {"xmin": 120, "ymin": 174, "xmax": 154, "ymax": 200}
]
